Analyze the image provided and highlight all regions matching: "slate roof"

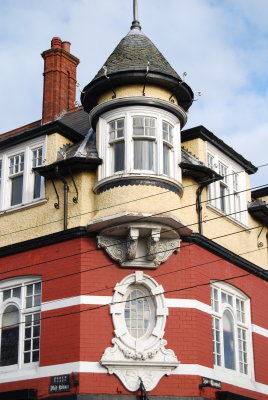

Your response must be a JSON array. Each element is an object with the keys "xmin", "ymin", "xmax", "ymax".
[{"xmin": 93, "ymin": 28, "xmax": 181, "ymax": 82}]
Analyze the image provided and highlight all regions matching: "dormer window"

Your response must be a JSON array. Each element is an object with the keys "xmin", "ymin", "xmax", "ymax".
[{"xmin": 97, "ymin": 106, "xmax": 180, "ymax": 185}]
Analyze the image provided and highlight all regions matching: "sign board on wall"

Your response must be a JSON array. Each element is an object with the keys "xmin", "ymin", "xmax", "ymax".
[{"xmin": 49, "ymin": 375, "xmax": 71, "ymax": 393}]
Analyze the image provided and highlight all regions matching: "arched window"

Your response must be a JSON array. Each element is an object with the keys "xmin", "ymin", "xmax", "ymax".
[
  {"xmin": 0, "ymin": 277, "xmax": 41, "ymax": 369},
  {"xmin": 0, "ymin": 305, "xmax": 20, "ymax": 366},
  {"xmin": 211, "ymin": 282, "xmax": 253, "ymax": 376}
]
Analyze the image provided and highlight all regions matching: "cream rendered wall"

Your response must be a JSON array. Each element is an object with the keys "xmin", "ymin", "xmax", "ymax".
[
  {"xmin": 181, "ymin": 139, "xmax": 206, "ymax": 164},
  {"xmin": 0, "ymin": 133, "xmax": 97, "ymax": 248},
  {"xmin": 97, "ymin": 84, "xmax": 178, "ymax": 105}
]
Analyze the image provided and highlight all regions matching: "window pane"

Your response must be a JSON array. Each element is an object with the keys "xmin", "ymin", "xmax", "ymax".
[
  {"xmin": 13, "ymin": 287, "xmax": 21, "ymax": 299},
  {"xmin": 163, "ymin": 144, "xmax": 170, "ymax": 175},
  {"xmin": 124, "ymin": 288, "xmax": 152, "ymax": 339},
  {"xmin": 134, "ymin": 140, "xmax": 154, "ymax": 171},
  {"xmin": 23, "ymin": 313, "xmax": 40, "ymax": 364},
  {"xmin": 114, "ymin": 142, "xmax": 125, "ymax": 172},
  {"xmin": 11, "ymin": 175, "xmax": 23, "ymax": 206},
  {"xmin": 223, "ymin": 310, "xmax": 235, "ymax": 370},
  {"xmin": 33, "ymin": 172, "xmax": 41, "ymax": 199},
  {"xmin": 3, "ymin": 289, "xmax": 11, "ymax": 301}
]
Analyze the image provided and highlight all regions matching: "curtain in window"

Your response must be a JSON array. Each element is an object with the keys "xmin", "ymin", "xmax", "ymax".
[{"xmin": 134, "ymin": 140, "xmax": 154, "ymax": 171}]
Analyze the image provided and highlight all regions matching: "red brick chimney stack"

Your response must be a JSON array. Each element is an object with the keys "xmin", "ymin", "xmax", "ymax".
[{"xmin": 41, "ymin": 37, "xmax": 80, "ymax": 124}]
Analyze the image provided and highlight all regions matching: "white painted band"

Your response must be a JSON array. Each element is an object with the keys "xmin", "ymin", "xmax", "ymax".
[{"xmin": 1, "ymin": 361, "xmax": 268, "ymax": 394}]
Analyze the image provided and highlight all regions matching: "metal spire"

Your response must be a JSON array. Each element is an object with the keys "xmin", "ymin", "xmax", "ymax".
[{"xmin": 131, "ymin": 0, "xmax": 141, "ymax": 30}]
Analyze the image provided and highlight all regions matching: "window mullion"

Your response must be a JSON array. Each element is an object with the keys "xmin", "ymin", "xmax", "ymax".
[{"xmin": 23, "ymin": 147, "xmax": 30, "ymax": 204}]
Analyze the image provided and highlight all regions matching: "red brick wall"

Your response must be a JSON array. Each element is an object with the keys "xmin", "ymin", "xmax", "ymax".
[{"xmin": 0, "ymin": 237, "xmax": 267, "ymax": 399}]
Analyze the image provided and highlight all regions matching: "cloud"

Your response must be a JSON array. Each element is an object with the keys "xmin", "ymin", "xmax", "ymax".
[{"xmin": 0, "ymin": 0, "xmax": 267, "ymax": 186}]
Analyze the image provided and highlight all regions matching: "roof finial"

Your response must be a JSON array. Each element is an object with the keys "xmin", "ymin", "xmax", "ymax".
[{"xmin": 131, "ymin": 0, "xmax": 141, "ymax": 30}]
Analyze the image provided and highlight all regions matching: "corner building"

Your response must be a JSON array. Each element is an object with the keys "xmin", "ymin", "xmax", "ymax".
[{"xmin": 0, "ymin": 9, "xmax": 268, "ymax": 400}]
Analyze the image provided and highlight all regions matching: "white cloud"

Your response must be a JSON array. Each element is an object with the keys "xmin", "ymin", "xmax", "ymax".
[{"xmin": 0, "ymin": 0, "xmax": 267, "ymax": 186}]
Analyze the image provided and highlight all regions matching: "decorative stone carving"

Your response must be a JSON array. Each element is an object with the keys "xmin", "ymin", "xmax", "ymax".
[
  {"xmin": 97, "ymin": 223, "xmax": 180, "ymax": 268},
  {"xmin": 100, "ymin": 272, "xmax": 180, "ymax": 392},
  {"xmin": 126, "ymin": 227, "xmax": 139, "ymax": 260}
]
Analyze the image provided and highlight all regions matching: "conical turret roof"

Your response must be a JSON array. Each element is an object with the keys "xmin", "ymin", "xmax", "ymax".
[
  {"xmin": 81, "ymin": 26, "xmax": 193, "ymax": 113},
  {"xmin": 93, "ymin": 28, "xmax": 181, "ymax": 81}
]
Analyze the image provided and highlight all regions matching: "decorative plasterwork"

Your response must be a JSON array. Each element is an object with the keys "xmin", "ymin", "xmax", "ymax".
[
  {"xmin": 97, "ymin": 222, "xmax": 181, "ymax": 268},
  {"xmin": 100, "ymin": 272, "xmax": 179, "ymax": 391}
]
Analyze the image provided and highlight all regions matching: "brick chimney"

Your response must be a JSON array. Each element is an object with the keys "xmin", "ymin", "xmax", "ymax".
[{"xmin": 41, "ymin": 37, "xmax": 80, "ymax": 124}]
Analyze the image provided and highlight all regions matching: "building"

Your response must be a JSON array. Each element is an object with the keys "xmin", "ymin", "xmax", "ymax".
[{"xmin": 0, "ymin": 3, "xmax": 268, "ymax": 400}]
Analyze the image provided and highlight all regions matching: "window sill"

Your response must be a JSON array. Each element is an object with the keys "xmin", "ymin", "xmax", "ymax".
[
  {"xmin": 94, "ymin": 173, "xmax": 183, "ymax": 195},
  {"xmin": 206, "ymin": 203, "xmax": 250, "ymax": 231},
  {"xmin": 0, "ymin": 198, "xmax": 47, "ymax": 216},
  {"xmin": 0, "ymin": 362, "xmax": 39, "ymax": 374},
  {"xmin": 213, "ymin": 365, "xmax": 254, "ymax": 382}
]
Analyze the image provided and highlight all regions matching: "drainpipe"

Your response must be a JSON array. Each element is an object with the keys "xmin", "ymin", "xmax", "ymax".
[
  {"xmin": 54, "ymin": 166, "xmax": 68, "ymax": 230},
  {"xmin": 196, "ymin": 183, "xmax": 208, "ymax": 235},
  {"xmin": 196, "ymin": 173, "xmax": 222, "ymax": 234}
]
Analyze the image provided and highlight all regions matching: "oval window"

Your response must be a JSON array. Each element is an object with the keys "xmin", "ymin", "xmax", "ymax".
[{"xmin": 124, "ymin": 287, "xmax": 153, "ymax": 339}]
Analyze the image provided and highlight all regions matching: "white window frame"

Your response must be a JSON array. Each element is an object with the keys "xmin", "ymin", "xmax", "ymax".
[
  {"xmin": 211, "ymin": 281, "xmax": 254, "ymax": 379},
  {"xmin": 0, "ymin": 276, "xmax": 42, "ymax": 371},
  {"xmin": 97, "ymin": 106, "xmax": 181, "ymax": 184},
  {"xmin": 0, "ymin": 137, "xmax": 46, "ymax": 211},
  {"xmin": 110, "ymin": 271, "xmax": 168, "ymax": 356},
  {"xmin": 206, "ymin": 144, "xmax": 247, "ymax": 225}
]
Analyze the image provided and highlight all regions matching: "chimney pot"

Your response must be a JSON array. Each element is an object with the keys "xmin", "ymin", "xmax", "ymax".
[
  {"xmin": 51, "ymin": 37, "xmax": 62, "ymax": 49},
  {"xmin": 62, "ymin": 41, "xmax": 71, "ymax": 53}
]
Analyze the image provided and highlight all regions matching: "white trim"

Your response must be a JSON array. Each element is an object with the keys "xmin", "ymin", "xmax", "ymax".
[
  {"xmin": 41, "ymin": 295, "xmax": 112, "ymax": 311},
  {"xmin": 166, "ymin": 298, "xmax": 211, "ymax": 314},
  {"xmin": 252, "ymin": 324, "xmax": 268, "ymax": 338},
  {"xmin": 41, "ymin": 295, "xmax": 268, "ymax": 342},
  {"xmin": 1, "ymin": 361, "xmax": 268, "ymax": 394}
]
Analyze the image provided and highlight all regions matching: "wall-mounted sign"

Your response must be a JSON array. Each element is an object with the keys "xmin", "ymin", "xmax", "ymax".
[
  {"xmin": 49, "ymin": 375, "xmax": 70, "ymax": 393},
  {"xmin": 201, "ymin": 377, "xmax": 221, "ymax": 389}
]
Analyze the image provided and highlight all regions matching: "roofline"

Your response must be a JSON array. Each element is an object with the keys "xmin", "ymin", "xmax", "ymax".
[
  {"xmin": 181, "ymin": 125, "xmax": 257, "ymax": 174},
  {"xmin": 0, "ymin": 227, "xmax": 267, "ymax": 282},
  {"xmin": 82, "ymin": 71, "xmax": 194, "ymax": 113},
  {"xmin": 34, "ymin": 156, "xmax": 102, "ymax": 178},
  {"xmin": 0, "ymin": 120, "xmax": 84, "ymax": 151},
  {"xmin": 252, "ymin": 186, "xmax": 268, "ymax": 199}
]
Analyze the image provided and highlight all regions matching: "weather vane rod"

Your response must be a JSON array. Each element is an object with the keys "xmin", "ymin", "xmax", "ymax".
[{"xmin": 131, "ymin": 0, "xmax": 141, "ymax": 30}]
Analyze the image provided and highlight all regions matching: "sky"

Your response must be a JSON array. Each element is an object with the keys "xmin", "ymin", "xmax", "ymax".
[{"xmin": 0, "ymin": 0, "xmax": 267, "ymax": 187}]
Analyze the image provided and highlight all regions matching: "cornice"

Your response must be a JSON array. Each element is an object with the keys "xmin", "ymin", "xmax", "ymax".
[
  {"xmin": 89, "ymin": 96, "xmax": 188, "ymax": 129},
  {"xmin": 0, "ymin": 227, "xmax": 94, "ymax": 259},
  {"xmin": 0, "ymin": 228, "xmax": 267, "ymax": 283},
  {"xmin": 0, "ymin": 121, "xmax": 84, "ymax": 151},
  {"xmin": 182, "ymin": 233, "xmax": 268, "ymax": 281}
]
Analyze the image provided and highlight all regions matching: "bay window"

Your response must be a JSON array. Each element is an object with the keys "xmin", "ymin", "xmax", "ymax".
[
  {"xmin": 98, "ymin": 106, "xmax": 180, "ymax": 183},
  {"xmin": 211, "ymin": 282, "xmax": 253, "ymax": 377}
]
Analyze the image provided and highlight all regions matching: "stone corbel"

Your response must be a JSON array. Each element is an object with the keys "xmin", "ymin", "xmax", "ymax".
[
  {"xmin": 146, "ymin": 228, "xmax": 160, "ymax": 261},
  {"xmin": 126, "ymin": 227, "xmax": 139, "ymax": 260}
]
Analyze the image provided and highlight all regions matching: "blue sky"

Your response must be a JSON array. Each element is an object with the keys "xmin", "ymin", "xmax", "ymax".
[{"xmin": 0, "ymin": 0, "xmax": 267, "ymax": 186}]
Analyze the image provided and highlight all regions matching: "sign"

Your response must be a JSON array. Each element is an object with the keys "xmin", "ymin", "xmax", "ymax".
[
  {"xmin": 201, "ymin": 377, "xmax": 221, "ymax": 389},
  {"xmin": 49, "ymin": 375, "xmax": 71, "ymax": 393}
]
